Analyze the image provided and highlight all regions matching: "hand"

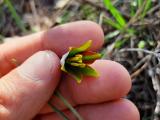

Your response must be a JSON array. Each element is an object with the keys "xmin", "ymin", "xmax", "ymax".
[{"xmin": 0, "ymin": 21, "xmax": 140, "ymax": 120}]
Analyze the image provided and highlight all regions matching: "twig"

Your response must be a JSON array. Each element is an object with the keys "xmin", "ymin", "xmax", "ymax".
[
  {"xmin": 150, "ymin": 44, "xmax": 160, "ymax": 120},
  {"xmin": 118, "ymin": 48, "xmax": 158, "ymax": 79},
  {"xmin": 119, "ymin": 48, "xmax": 158, "ymax": 56},
  {"xmin": 131, "ymin": 59, "xmax": 150, "ymax": 79},
  {"xmin": 98, "ymin": 12, "xmax": 104, "ymax": 26},
  {"xmin": 148, "ymin": 66, "xmax": 160, "ymax": 120},
  {"xmin": 29, "ymin": 0, "xmax": 40, "ymax": 26},
  {"xmin": 127, "ymin": 0, "xmax": 148, "ymax": 27},
  {"xmin": 133, "ymin": 55, "xmax": 151, "ymax": 71},
  {"xmin": 147, "ymin": 4, "xmax": 160, "ymax": 15},
  {"xmin": 51, "ymin": 0, "xmax": 73, "ymax": 26},
  {"xmin": 132, "ymin": 20, "xmax": 160, "ymax": 27}
]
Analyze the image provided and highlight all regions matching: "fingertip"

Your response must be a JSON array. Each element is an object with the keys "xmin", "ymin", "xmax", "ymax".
[
  {"xmin": 91, "ymin": 60, "xmax": 131, "ymax": 99},
  {"xmin": 121, "ymin": 99, "xmax": 140, "ymax": 120},
  {"xmin": 17, "ymin": 50, "xmax": 60, "ymax": 85},
  {"xmin": 65, "ymin": 60, "xmax": 131, "ymax": 104},
  {"xmin": 44, "ymin": 20, "xmax": 104, "ymax": 56},
  {"xmin": 77, "ymin": 20, "xmax": 104, "ymax": 47},
  {"xmin": 78, "ymin": 99, "xmax": 140, "ymax": 120}
]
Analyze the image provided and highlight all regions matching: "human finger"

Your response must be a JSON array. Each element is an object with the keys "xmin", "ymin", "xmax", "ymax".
[{"xmin": 0, "ymin": 21, "xmax": 104, "ymax": 75}]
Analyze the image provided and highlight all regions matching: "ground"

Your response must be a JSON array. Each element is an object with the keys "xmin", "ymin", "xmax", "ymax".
[{"xmin": 0, "ymin": 0, "xmax": 160, "ymax": 120}]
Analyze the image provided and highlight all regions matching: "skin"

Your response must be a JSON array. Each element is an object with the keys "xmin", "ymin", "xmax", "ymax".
[{"xmin": 0, "ymin": 21, "xmax": 140, "ymax": 120}]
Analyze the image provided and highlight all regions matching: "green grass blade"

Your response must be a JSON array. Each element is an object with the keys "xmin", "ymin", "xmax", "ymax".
[
  {"xmin": 130, "ymin": 1, "xmax": 137, "ymax": 16},
  {"xmin": 77, "ymin": 66, "xmax": 99, "ymax": 77},
  {"xmin": 103, "ymin": 0, "xmax": 126, "ymax": 27},
  {"xmin": 68, "ymin": 40, "xmax": 92, "ymax": 57},
  {"xmin": 114, "ymin": 39, "xmax": 127, "ymax": 49},
  {"xmin": 130, "ymin": 3, "xmax": 135, "ymax": 17},
  {"xmin": 141, "ymin": 0, "xmax": 152, "ymax": 18},
  {"xmin": 103, "ymin": 17, "xmax": 122, "ymax": 30},
  {"xmin": 4, "ymin": 0, "xmax": 27, "ymax": 33},
  {"xmin": 137, "ymin": 0, "xmax": 143, "ymax": 8}
]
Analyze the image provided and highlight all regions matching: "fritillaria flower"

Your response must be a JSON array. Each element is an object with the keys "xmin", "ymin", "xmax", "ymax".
[{"xmin": 60, "ymin": 40, "xmax": 102, "ymax": 83}]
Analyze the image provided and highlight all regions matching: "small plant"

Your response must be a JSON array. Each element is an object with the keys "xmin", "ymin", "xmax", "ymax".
[
  {"xmin": 51, "ymin": 40, "xmax": 102, "ymax": 120},
  {"xmin": 61, "ymin": 40, "xmax": 102, "ymax": 83}
]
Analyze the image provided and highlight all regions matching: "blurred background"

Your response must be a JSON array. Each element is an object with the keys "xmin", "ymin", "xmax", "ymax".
[{"xmin": 0, "ymin": 0, "xmax": 160, "ymax": 119}]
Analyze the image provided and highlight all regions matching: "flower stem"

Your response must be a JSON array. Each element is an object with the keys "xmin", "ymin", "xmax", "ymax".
[
  {"xmin": 54, "ymin": 91, "xmax": 84, "ymax": 120},
  {"xmin": 48, "ymin": 101, "xmax": 70, "ymax": 120}
]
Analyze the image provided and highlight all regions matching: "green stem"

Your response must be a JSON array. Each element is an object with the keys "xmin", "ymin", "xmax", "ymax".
[
  {"xmin": 55, "ymin": 91, "xmax": 84, "ymax": 120},
  {"xmin": 4, "ymin": 0, "xmax": 27, "ymax": 33},
  {"xmin": 48, "ymin": 101, "xmax": 70, "ymax": 120}
]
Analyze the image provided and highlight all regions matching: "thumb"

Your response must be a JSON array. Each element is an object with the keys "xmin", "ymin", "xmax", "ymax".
[{"xmin": 0, "ymin": 51, "xmax": 60, "ymax": 120}]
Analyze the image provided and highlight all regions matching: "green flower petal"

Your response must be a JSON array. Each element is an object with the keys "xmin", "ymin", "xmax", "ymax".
[
  {"xmin": 77, "ymin": 65, "xmax": 99, "ymax": 77},
  {"xmin": 68, "ymin": 40, "xmax": 92, "ymax": 57},
  {"xmin": 65, "ymin": 65, "xmax": 83, "ymax": 83}
]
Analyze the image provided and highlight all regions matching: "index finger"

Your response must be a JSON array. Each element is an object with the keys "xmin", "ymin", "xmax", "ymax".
[{"xmin": 0, "ymin": 21, "xmax": 104, "ymax": 75}]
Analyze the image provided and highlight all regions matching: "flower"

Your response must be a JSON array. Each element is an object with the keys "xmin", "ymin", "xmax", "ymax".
[{"xmin": 60, "ymin": 40, "xmax": 102, "ymax": 83}]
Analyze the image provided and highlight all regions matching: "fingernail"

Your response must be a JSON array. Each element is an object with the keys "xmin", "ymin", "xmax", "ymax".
[{"xmin": 18, "ymin": 51, "xmax": 58, "ymax": 82}]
